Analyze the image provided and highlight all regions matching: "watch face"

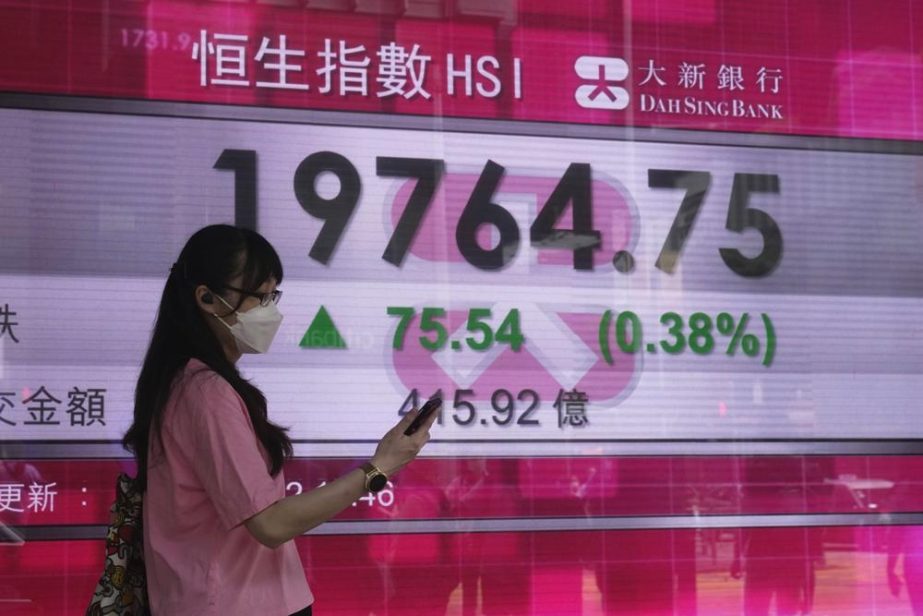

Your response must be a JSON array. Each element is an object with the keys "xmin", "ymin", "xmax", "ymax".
[{"xmin": 368, "ymin": 473, "xmax": 388, "ymax": 493}]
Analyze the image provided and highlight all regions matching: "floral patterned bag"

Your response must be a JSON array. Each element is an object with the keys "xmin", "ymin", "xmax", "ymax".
[{"xmin": 85, "ymin": 473, "xmax": 149, "ymax": 615}]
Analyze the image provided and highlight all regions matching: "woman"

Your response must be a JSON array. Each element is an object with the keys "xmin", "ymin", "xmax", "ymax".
[{"xmin": 123, "ymin": 224, "xmax": 436, "ymax": 615}]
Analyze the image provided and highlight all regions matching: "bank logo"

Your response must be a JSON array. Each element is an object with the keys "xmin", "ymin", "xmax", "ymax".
[
  {"xmin": 390, "ymin": 303, "xmax": 638, "ymax": 406},
  {"xmin": 574, "ymin": 56, "xmax": 630, "ymax": 110}
]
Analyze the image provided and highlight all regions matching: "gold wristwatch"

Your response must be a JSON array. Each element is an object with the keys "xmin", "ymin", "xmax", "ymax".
[{"xmin": 360, "ymin": 462, "xmax": 388, "ymax": 493}]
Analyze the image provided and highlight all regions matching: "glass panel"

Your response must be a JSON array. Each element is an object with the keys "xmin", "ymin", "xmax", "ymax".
[{"xmin": 4, "ymin": 527, "xmax": 922, "ymax": 615}]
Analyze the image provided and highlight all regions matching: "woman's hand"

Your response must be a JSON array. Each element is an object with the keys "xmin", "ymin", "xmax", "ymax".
[
  {"xmin": 245, "ymin": 407, "xmax": 440, "ymax": 548},
  {"xmin": 370, "ymin": 407, "xmax": 439, "ymax": 476}
]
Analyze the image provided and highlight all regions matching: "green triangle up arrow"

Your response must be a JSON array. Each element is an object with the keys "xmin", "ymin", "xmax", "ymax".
[{"xmin": 300, "ymin": 306, "xmax": 347, "ymax": 349}]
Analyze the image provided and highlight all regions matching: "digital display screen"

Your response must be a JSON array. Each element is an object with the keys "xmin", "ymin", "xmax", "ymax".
[
  {"xmin": 3, "ymin": 1, "xmax": 923, "ymax": 614},
  {"xmin": 1, "ymin": 108, "xmax": 921, "ymax": 449}
]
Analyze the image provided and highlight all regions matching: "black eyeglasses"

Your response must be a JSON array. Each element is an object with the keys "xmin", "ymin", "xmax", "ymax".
[{"xmin": 224, "ymin": 285, "xmax": 283, "ymax": 307}]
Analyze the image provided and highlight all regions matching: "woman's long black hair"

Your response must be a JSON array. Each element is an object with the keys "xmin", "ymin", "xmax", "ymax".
[{"xmin": 123, "ymin": 224, "xmax": 293, "ymax": 491}]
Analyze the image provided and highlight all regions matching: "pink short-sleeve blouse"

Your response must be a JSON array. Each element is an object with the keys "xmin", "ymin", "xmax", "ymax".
[{"xmin": 143, "ymin": 358, "xmax": 313, "ymax": 615}]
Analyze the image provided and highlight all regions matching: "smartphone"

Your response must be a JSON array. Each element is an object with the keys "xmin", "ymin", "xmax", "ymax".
[{"xmin": 404, "ymin": 395, "xmax": 443, "ymax": 436}]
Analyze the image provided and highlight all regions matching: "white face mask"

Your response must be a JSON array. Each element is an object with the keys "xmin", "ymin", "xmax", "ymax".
[{"xmin": 213, "ymin": 294, "xmax": 283, "ymax": 354}]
